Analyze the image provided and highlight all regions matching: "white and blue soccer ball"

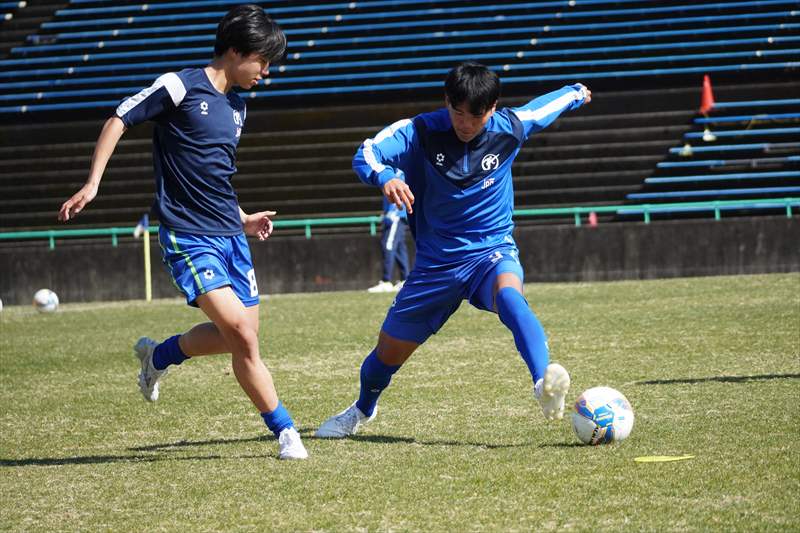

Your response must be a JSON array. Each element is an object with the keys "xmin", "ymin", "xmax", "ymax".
[
  {"xmin": 33, "ymin": 289, "xmax": 59, "ymax": 313},
  {"xmin": 571, "ymin": 386, "xmax": 634, "ymax": 445}
]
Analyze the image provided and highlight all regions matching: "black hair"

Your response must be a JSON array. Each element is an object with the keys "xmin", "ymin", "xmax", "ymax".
[
  {"xmin": 214, "ymin": 4, "xmax": 286, "ymax": 63},
  {"xmin": 444, "ymin": 61, "xmax": 500, "ymax": 116}
]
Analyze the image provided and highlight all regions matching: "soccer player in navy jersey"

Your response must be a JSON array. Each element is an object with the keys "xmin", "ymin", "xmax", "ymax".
[
  {"xmin": 58, "ymin": 5, "xmax": 307, "ymax": 459},
  {"xmin": 316, "ymin": 62, "xmax": 591, "ymax": 438}
]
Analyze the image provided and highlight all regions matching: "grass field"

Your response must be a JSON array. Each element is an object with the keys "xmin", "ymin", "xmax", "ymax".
[{"xmin": 1, "ymin": 273, "xmax": 798, "ymax": 531}]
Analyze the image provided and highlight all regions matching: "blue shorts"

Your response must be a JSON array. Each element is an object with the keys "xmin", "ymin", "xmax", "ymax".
[
  {"xmin": 382, "ymin": 243, "xmax": 524, "ymax": 344},
  {"xmin": 158, "ymin": 226, "xmax": 259, "ymax": 307}
]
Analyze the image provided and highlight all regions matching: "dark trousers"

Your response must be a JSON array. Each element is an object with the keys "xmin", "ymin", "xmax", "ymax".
[{"xmin": 381, "ymin": 216, "xmax": 409, "ymax": 282}]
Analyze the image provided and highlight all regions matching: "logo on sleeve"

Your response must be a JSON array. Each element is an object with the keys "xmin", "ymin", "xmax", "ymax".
[
  {"xmin": 481, "ymin": 153, "xmax": 500, "ymax": 171},
  {"xmin": 233, "ymin": 110, "xmax": 243, "ymax": 137}
]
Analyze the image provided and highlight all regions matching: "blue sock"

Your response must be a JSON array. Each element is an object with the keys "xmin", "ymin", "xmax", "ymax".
[
  {"xmin": 152, "ymin": 335, "xmax": 189, "ymax": 370},
  {"xmin": 496, "ymin": 287, "xmax": 549, "ymax": 384},
  {"xmin": 261, "ymin": 401, "xmax": 295, "ymax": 438},
  {"xmin": 355, "ymin": 349, "xmax": 401, "ymax": 417}
]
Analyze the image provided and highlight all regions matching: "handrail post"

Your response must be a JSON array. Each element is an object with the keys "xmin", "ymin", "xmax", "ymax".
[
  {"xmin": 643, "ymin": 205, "xmax": 650, "ymax": 224},
  {"xmin": 786, "ymin": 198, "xmax": 793, "ymax": 218},
  {"xmin": 111, "ymin": 228, "xmax": 118, "ymax": 247},
  {"xmin": 48, "ymin": 231, "xmax": 55, "ymax": 250},
  {"xmin": 305, "ymin": 223, "xmax": 311, "ymax": 239},
  {"xmin": 370, "ymin": 221, "xmax": 376, "ymax": 236},
  {"xmin": 714, "ymin": 201, "xmax": 721, "ymax": 221},
  {"xmin": 574, "ymin": 211, "xmax": 581, "ymax": 227}
]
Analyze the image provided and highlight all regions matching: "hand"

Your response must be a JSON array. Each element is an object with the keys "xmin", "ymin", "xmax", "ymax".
[
  {"xmin": 383, "ymin": 178, "xmax": 414, "ymax": 215},
  {"xmin": 58, "ymin": 183, "xmax": 98, "ymax": 222},
  {"xmin": 576, "ymin": 83, "xmax": 592, "ymax": 104},
  {"xmin": 242, "ymin": 210, "xmax": 276, "ymax": 241}
]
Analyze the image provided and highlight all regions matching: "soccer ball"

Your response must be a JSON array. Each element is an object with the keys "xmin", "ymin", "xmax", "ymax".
[
  {"xmin": 571, "ymin": 386, "xmax": 634, "ymax": 445},
  {"xmin": 33, "ymin": 289, "xmax": 59, "ymax": 313}
]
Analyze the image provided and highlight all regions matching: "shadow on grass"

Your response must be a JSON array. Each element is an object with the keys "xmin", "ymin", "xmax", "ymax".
[
  {"xmin": 0, "ymin": 454, "xmax": 265, "ymax": 467},
  {"xmin": 1, "ymin": 432, "xmax": 299, "ymax": 468},
  {"xmin": 132, "ymin": 430, "xmax": 541, "ymax": 449},
  {"xmin": 335, "ymin": 434, "xmax": 536, "ymax": 449},
  {"xmin": 634, "ymin": 372, "xmax": 800, "ymax": 386},
  {"xmin": 129, "ymin": 435, "xmax": 267, "ymax": 452}
]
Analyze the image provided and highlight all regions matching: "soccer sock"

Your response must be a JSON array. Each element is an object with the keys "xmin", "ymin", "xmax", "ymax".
[
  {"xmin": 261, "ymin": 401, "xmax": 295, "ymax": 438},
  {"xmin": 152, "ymin": 335, "xmax": 189, "ymax": 370},
  {"xmin": 355, "ymin": 349, "xmax": 401, "ymax": 417},
  {"xmin": 495, "ymin": 287, "xmax": 549, "ymax": 384}
]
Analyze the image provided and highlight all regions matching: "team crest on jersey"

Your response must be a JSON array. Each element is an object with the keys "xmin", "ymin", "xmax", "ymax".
[
  {"xmin": 200, "ymin": 101, "xmax": 209, "ymax": 115},
  {"xmin": 435, "ymin": 153, "xmax": 445, "ymax": 167},
  {"xmin": 481, "ymin": 153, "xmax": 500, "ymax": 171}
]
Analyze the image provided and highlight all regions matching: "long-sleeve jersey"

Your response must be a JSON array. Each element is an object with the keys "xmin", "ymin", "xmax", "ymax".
[
  {"xmin": 116, "ymin": 68, "xmax": 246, "ymax": 236},
  {"xmin": 353, "ymin": 84, "xmax": 589, "ymax": 267}
]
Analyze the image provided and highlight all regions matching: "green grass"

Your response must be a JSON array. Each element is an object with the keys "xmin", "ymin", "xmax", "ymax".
[{"xmin": 1, "ymin": 273, "xmax": 798, "ymax": 531}]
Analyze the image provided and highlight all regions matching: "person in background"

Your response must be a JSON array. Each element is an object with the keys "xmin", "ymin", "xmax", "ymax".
[{"xmin": 367, "ymin": 197, "xmax": 410, "ymax": 293}]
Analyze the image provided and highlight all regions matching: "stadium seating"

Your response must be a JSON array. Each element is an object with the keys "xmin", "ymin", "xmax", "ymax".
[
  {"xmin": 624, "ymin": 94, "xmax": 800, "ymax": 218},
  {"xmin": 0, "ymin": 0, "xmax": 797, "ymax": 111},
  {"xmin": 0, "ymin": 0, "xmax": 798, "ymax": 231}
]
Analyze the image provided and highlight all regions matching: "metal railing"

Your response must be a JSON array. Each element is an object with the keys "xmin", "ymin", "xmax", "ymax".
[{"xmin": 0, "ymin": 198, "xmax": 797, "ymax": 249}]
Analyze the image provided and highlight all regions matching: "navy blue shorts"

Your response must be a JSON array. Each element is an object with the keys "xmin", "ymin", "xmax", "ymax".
[
  {"xmin": 158, "ymin": 226, "xmax": 259, "ymax": 307},
  {"xmin": 382, "ymin": 243, "xmax": 523, "ymax": 344}
]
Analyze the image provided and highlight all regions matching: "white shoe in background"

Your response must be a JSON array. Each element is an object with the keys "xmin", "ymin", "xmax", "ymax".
[{"xmin": 367, "ymin": 280, "xmax": 395, "ymax": 293}]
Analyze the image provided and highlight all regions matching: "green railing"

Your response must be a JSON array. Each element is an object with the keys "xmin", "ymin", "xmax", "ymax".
[{"xmin": 0, "ymin": 198, "xmax": 797, "ymax": 249}]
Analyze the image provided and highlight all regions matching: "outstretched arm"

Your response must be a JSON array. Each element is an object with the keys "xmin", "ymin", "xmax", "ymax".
[
  {"xmin": 511, "ymin": 83, "xmax": 591, "ymax": 139},
  {"xmin": 58, "ymin": 116, "xmax": 126, "ymax": 221}
]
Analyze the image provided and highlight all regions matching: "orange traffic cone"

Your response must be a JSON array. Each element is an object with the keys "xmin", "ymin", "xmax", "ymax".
[{"xmin": 700, "ymin": 74, "xmax": 715, "ymax": 115}]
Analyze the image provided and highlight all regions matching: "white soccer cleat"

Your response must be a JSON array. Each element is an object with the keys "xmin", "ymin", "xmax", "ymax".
[
  {"xmin": 134, "ymin": 336, "xmax": 168, "ymax": 402},
  {"xmin": 315, "ymin": 402, "xmax": 376, "ymax": 438},
  {"xmin": 278, "ymin": 427, "xmax": 308, "ymax": 460},
  {"xmin": 535, "ymin": 363, "xmax": 571, "ymax": 421},
  {"xmin": 367, "ymin": 280, "xmax": 395, "ymax": 293}
]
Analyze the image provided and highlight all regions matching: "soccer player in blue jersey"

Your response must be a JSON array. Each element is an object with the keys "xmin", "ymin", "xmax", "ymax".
[
  {"xmin": 316, "ymin": 62, "xmax": 591, "ymax": 438},
  {"xmin": 58, "ymin": 5, "xmax": 307, "ymax": 459}
]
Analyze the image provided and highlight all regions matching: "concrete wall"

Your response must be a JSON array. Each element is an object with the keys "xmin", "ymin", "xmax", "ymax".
[{"xmin": 1, "ymin": 217, "xmax": 797, "ymax": 306}]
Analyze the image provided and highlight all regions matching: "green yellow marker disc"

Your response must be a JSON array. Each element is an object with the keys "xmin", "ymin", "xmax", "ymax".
[{"xmin": 634, "ymin": 455, "xmax": 695, "ymax": 463}]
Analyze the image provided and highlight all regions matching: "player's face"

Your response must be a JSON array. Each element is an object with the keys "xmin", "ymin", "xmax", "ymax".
[
  {"xmin": 446, "ymin": 98, "xmax": 496, "ymax": 143},
  {"xmin": 233, "ymin": 51, "xmax": 270, "ymax": 90}
]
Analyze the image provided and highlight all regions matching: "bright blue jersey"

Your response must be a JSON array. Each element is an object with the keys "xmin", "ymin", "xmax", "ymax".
[
  {"xmin": 353, "ymin": 84, "xmax": 588, "ymax": 267},
  {"xmin": 116, "ymin": 68, "xmax": 246, "ymax": 236}
]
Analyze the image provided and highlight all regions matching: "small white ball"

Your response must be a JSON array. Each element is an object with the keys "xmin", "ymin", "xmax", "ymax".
[{"xmin": 33, "ymin": 289, "xmax": 59, "ymax": 313}]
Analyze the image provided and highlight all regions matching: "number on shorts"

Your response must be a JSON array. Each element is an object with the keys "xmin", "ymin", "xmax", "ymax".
[{"xmin": 247, "ymin": 269, "xmax": 258, "ymax": 297}]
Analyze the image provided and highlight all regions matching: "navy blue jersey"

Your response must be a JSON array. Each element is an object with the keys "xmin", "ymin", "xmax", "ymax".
[
  {"xmin": 353, "ymin": 84, "xmax": 588, "ymax": 267},
  {"xmin": 116, "ymin": 68, "xmax": 246, "ymax": 236}
]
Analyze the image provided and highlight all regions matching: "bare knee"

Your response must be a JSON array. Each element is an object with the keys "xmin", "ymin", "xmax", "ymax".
[
  {"xmin": 376, "ymin": 330, "xmax": 419, "ymax": 366},
  {"xmin": 221, "ymin": 320, "xmax": 260, "ymax": 360}
]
